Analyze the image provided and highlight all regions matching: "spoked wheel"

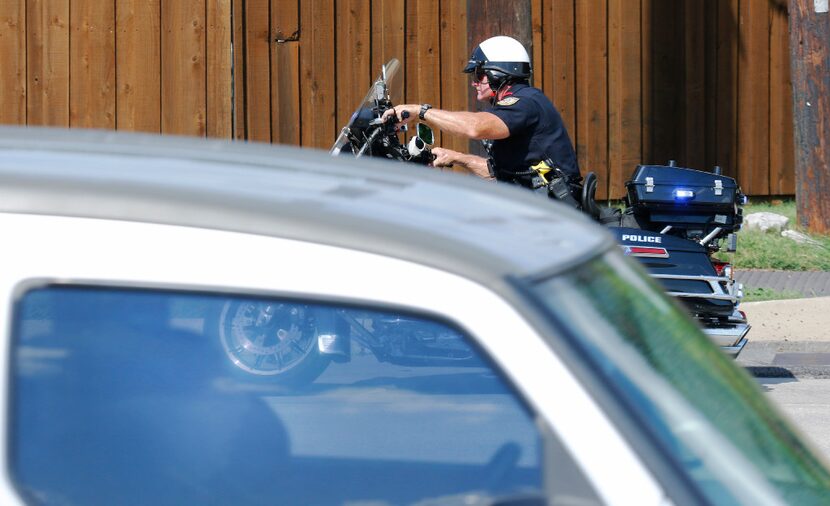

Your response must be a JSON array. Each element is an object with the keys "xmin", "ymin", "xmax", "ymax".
[{"xmin": 218, "ymin": 301, "xmax": 331, "ymax": 384}]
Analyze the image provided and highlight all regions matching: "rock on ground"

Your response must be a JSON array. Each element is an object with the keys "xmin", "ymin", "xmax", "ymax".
[{"xmin": 744, "ymin": 212, "xmax": 789, "ymax": 233}]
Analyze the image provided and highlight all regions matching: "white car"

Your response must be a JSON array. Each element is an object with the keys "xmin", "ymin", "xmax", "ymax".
[{"xmin": 0, "ymin": 127, "xmax": 826, "ymax": 506}]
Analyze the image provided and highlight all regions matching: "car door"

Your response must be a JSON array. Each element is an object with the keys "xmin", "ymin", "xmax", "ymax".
[{"xmin": 0, "ymin": 212, "xmax": 666, "ymax": 505}]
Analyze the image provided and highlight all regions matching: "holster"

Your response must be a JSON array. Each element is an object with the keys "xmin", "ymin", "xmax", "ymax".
[
  {"xmin": 537, "ymin": 160, "xmax": 580, "ymax": 209},
  {"xmin": 547, "ymin": 174, "xmax": 580, "ymax": 209}
]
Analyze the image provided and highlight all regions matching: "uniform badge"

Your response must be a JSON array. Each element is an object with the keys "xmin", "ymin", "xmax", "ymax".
[{"xmin": 496, "ymin": 96, "xmax": 520, "ymax": 106}]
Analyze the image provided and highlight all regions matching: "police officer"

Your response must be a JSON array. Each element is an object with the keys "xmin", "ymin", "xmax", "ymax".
[{"xmin": 384, "ymin": 36, "xmax": 580, "ymax": 202}]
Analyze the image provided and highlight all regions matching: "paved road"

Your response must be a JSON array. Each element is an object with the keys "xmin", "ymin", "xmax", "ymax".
[
  {"xmin": 739, "ymin": 296, "xmax": 830, "ymax": 464},
  {"xmin": 759, "ymin": 378, "xmax": 830, "ymax": 465}
]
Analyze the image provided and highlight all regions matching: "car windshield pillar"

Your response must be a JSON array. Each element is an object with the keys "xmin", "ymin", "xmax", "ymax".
[{"xmin": 531, "ymin": 252, "xmax": 830, "ymax": 505}]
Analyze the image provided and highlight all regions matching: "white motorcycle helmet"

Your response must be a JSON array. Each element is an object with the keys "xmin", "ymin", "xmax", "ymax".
[{"xmin": 463, "ymin": 36, "xmax": 531, "ymax": 91}]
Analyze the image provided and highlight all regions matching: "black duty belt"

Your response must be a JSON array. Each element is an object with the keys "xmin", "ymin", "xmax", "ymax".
[{"xmin": 494, "ymin": 163, "xmax": 582, "ymax": 209}]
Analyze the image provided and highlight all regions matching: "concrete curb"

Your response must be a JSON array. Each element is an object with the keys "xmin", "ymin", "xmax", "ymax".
[{"xmin": 736, "ymin": 270, "xmax": 830, "ymax": 298}]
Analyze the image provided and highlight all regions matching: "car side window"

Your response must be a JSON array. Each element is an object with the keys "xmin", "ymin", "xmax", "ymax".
[{"xmin": 10, "ymin": 285, "xmax": 547, "ymax": 505}]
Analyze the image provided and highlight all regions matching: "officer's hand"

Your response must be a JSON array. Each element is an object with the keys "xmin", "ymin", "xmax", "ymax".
[
  {"xmin": 381, "ymin": 105, "xmax": 419, "ymax": 128},
  {"xmin": 431, "ymin": 147, "xmax": 459, "ymax": 168}
]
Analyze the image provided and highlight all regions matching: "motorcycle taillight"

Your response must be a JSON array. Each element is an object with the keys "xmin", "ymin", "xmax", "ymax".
[{"xmin": 712, "ymin": 260, "xmax": 733, "ymax": 279}]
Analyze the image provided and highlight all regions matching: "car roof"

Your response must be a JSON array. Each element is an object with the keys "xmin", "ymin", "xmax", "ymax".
[{"xmin": 0, "ymin": 126, "xmax": 612, "ymax": 285}]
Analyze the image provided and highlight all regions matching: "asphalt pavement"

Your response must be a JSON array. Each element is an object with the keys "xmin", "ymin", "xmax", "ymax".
[{"xmin": 734, "ymin": 270, "xmax": 830, "ymax": 378}]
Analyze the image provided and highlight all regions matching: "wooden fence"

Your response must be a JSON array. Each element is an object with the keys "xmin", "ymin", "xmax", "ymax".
[
  {"xmin": 0, "ymin": 0, "xmax": 795, "ymax": 198},
  {"xmin": 0, "ymin": 0, "xmax": 233, "ymax": 136},
  {"xmin": 532, "ymin": 0, "xmax": 794, "ymax": 198}
]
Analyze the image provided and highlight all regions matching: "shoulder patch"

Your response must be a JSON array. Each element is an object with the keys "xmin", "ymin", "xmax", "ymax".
[{"xmin": 496, "ymin": 96, "xmax": 520, "ymax": 106}]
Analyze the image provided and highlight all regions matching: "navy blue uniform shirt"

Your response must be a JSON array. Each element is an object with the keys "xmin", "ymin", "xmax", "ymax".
[{"xmin": 487, "ymin": 83, "xmax": 580, "ymax": 180}]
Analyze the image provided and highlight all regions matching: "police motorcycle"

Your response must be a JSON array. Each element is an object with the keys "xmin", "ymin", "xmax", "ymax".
[
  {"xmin": 333, "ymin": 57, "xmax": 750, "ymax": 359},
  {"xmin": 332, "ymin": 57, "xmax": 751, "ymax": 357},
  {"xmin": 579, "ymin": 164, "xmax": 750, "ymax": 358}
]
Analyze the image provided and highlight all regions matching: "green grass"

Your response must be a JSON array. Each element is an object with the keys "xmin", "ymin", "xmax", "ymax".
[
  {"xmin": 741, "ymin": 286, "xmax": 805, "ymax": 302},
  {"xmin": 721, "ymin": 200, "xmax": 830, "ymax": 271}
]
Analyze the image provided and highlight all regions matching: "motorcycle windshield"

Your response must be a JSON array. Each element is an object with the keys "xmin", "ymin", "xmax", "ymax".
[{"xmin": 330, "ymin": 58, "xmax": 401, "ymax": 155}]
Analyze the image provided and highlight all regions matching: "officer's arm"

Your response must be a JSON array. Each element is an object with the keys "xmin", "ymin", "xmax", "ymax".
[
  {"xmin": 422, "ymin": 109, "xmax": 510, "ymax": 141},
  {"xmin": 383, "ymin": 105, "xmax": 509, "ymax": 140},
  {"xmin": 432, "ymin": 147, "xmax": 493, "ymax": 180}
]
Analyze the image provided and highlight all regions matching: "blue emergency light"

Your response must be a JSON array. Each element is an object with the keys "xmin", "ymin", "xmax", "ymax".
[{"xmin": 673, "ymin": 189, "xmax": 695, "ymax": 201}]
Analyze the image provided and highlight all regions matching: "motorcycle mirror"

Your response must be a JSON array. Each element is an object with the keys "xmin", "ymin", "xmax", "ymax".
[{"xmin": 417, "ymin": 123, "xmax": 434, "ymax": 145}]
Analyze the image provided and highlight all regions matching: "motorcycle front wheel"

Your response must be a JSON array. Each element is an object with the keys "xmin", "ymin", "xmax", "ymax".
[{"xmin": 216, "ymin": 300, "xmax": 331, "ymax": 385}]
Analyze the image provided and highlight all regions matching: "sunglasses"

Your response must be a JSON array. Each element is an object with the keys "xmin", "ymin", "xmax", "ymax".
[{"xmin": 474, "ymin": 68, "xmax": 487, "ymax": 82}]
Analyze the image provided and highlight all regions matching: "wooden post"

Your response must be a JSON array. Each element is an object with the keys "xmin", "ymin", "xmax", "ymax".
[
  {"xmin": 466, "ymin": 0, "xmax": 532, "ymax": 154},
  {"xmin": 789, "ymin": 0, "xmax": 830, "ymax": 233}
]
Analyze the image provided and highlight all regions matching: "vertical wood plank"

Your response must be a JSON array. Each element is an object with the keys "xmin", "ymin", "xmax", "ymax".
[
  {"xmin": 27, "ymin": 0, "xmax": 70, "ymax": 127},
  {"xmin": 335, "ymin": 0, "xmax": 371, "ymax": 132},
  {"xmin": 243, "ymin": 0, "xmax": 271, "ymax": 142},
  {"xmin": 715, "ymin": 0, "xmax": 738, "ymax": 178},
  {"xmin": 161, "ymin": 0, "xmax": 207, "ymax": 136},
  {"xmin": 439, "ymin": 0, "xmax": 469, "ymax": 154},
  {"xmin": 467, "ymin": 0, "xmax": 532, "ymax": 50},
  {"xmin": 608, "ymin": 0, "xmax": 641, "ymax": 199},
  {"xmin": 207, "ymin": 0, "xmax": 233, "ymax": 138},
  {"xmin": 645, "ymin": 0, "xmax": 682, "ymax": 165},
  {"xmin": 641, "ymin": 0, "xmax": 652, "ymax": 166},
  {"xmin": 371, "ymin": 0, "xmax": 405, "ymax": 93},
  {"xmin": 406, "ymin": 1, "xmax": 440, "ymax": 111},
  {"xmin": 531, "ymin": 0, "xmax": 543, "ymax": 89},
  {"xmin": 703, "ymin": 0, "xmax": 718, "ymax": 171},
  {"xmin": 546, "ymin": 0, "xmax": 577, "ymax": 140},
  {"xmin": 682, "ymin": 0, "xmax": 705, "ymax": 169},
  {"xmin": 300, "ymin": 0, "xmax": 335, "ymax": 149},
  {"xmin": 542, "ymin": 0, "xmax": 576, "ymax": 140},
  {"xmin": 117, "ymin": 0, "xmax": 161, "ymax": 133},
  {"xmin": 575, "ymin": 0, "xmax": 608, "ymax": 198},
  {"xmin": 232, "ymin": 0, "xmax": 246, "ymax": 139},
  {"xmin": 737, "ymin": 0, "xmax": 770, "ymax": 194},
  {"xmin": 70, "ymin": 0, "xmax": 116, "ymax": 129},
  {"xmin": 272, "ymin": 0, "xmax": 300, "ymax": 145},
  {"xmin": 0, "ymin": 0, "xmax": 27, "ymax": 125},
  {"xmin": 769, "ymin": 0, "xmax": 794, "ymax": 195}
]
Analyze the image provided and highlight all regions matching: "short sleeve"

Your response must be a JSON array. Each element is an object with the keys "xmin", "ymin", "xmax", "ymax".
[{"xmin": 489, "ymin": 96, "xmax": 537, "ymax": 136}]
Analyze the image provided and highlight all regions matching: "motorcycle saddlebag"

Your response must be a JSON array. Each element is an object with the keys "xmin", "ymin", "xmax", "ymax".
[
  {"xmin": 613, "ymin": 227, "xmax": 737, "ymax": 318},
  {"xmin": 625, "ymin": 164, "xmax": 743, "ymax": 235}
]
